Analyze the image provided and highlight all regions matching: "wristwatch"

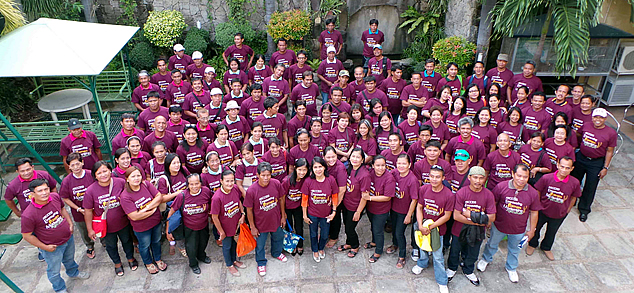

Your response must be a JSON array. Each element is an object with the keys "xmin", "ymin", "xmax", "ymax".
[
  {"xmin": 76, "ymin": 207, "xmax": 82, "ymax": 212},
  {"xmin": 603, "ymin": 166, "xmax": 609, "ymax": 170}
]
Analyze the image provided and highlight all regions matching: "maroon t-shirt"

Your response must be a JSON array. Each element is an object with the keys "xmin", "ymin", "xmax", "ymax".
[
  {"xmin": 132, "ymin": 83, "xmax": 163, "ymax": 109},
  {"xmin": 496, "ymin": 122, "xmax": 523, "ymax": 145},
  {"xmin": 436, "ymin": 77, "xmax": 462, "ymax": 98},
  {"xmin": 400, "ymin": 84, "xmax": 429, "ymax": 118},
  {"xmin": 158, "ymin": 172, "xmax": 189, "ymax": 196},
  {"xmin": 223, "ymin": 70, "xmax": 249, "ymax": 89},
  {"xmin": 167, "ymin": 120, "xmax": 185, "ymax": 143},
  {"xmin": 311, "ymin": 133, "xmax": 329, "ymax": 154},
  {"xmin": 356, "ymin": 136, "xmax": 378, "ymax": 157},
  {"xmin": 176, "ymin": 141, "xmax": 209, "ymax": 174},
  {"xmin": 151, "ymin": 72, "xmax": 173, "ymax": 92},
  {"xmin": 224, "ymin": 91, "xmax": 249, "ymax": 106},
  {"xmin": 398, "ymin": 120, "xmax": 422, "ymax": 147},
  {"xmin": 165, "ymin": 80, "xmax": 193, "ymax": 106},
  {"xmin": 483, "ymin": 150, "xmax": 521, "ymax": 189},
  {"xmin": 21, "ymin": 193, "xmax": 72, "ymax": 245},
  {"xmin": 352, "ymin": 80, "xmax": 366, "ymax": 97},
  {"xmin": 447, "ymin": 166, "xmax": 470, "ymax": 194},
  {"xmin": 210, "ymin": 185, "xmax": 243, "ymax": 237},
  {"xmin": 508, "ymin": 74, "xmax": 543, "ymax": 103},
  {"xmin": 522, "ymin": 108, "xmax": 551, "ymax": 140},
  {"xmin": 142, "ymin": 131, "xmax": 179, "ymax": 153},
  {"xmin": 367, "ymin": 171, "xmax": 396, "ymax": 215},
  {"xmin": 317, "ymin": 59, "xmax": 344, "ymax": 93},
  {"xmin": 390, "ymin": 169, "xmax": 419, "ymax": 214},
  {"xmin": 380, "ymin": 149, "xmax": 406, "ymax": 172},
  {"xmin": 492, "ymin": 181, "xmax": 542, "ymax": 234},
  {"xmin": 171, "ymin": 187, "xmax": 212, "ymax": 231},
  {"xmin": 329, "ymin": 127, "xmax": 356, "ymax": 154},
  {"xmin": 579, "ymin": 124, "xmax": 617, "ymax": 159},
  {"xmin": 291, "ymin": 83, "xmax": 320, "ymax": 116},
  {"xmin": 424, "ymin": 120, "xmax": 451, "ymax": 143},
  {"xmin": 201, "ymin": 171, "xmax": 222, "ymax": 194},
  {"xmin": 83, "ymin": 178, "xmax": 129, "ymax": 233},
  {"xmin": 519, "ymin": 144, "xmax": 551, "ymax": 169},
  {"xmin": 325, "ymin": 101, "xmax": 352, "ymax": 120},
  {"xmin": 368, "ymin": 57, "xmax": 392, "ymax": 85},
  {"xmin": 471, "ymin": 124, "xmax": 497, "ymax": 151},
  {"xmin": 262, "ymin": 76, "xmax": 291, "ymax": 114},
  {"xmin": 571, "ymin": 107, "xmax": 592, "ymax": 132},
  {"xmin": 282, "ymin": 177, "xmax": 304, "ymax": 210},
  {"xmin": 145, "ymin": 158, "xmax": 165, "ymax": 180},
  {"xmin": 445, "ymin": 112, "xmax": 464, "ymax": 137},
  {"xmin": 60, "ymin": 130, "xmax": 102, "ymax": 171},
  {"xmin": 111, "ymin": 128, "xmax": 146, "ymax": 155},
  {"xmin": 361, "ymin": 29, "xmax": 385, "ymax": 57},
  {"xmin": 204, "ymin": 103, "xmax": 227, "ymax": 126},
  {"xmin": 168, "ymin": 54, "xmax": 193, "ymax": 73},
  {"xmin": 419, "ymin": 184, "xmax": 455, "ymax": 236},
  {"xmin": 463, "ymin": 75, "xmax": 487, "ymax": 100},
  {"xmin": 183, "ymin": 90, "xmax": 212, "ymax": 117},
  {"xmin": 221, "ymin": 116, "xmax": 251, "ymax": 150},
  {"xmin": 534, "ymin": 172, "xmax": 582, "ymax": 219},
  {"xmin": 239, "ymin": 97, "xmax": 265, "ymax": 127},
  {"xmin": 4, "ymin": 171, "xmax": 57, "ymax": 212},
  {"xmin": 286, "ymin": 63, "xmax": 312, "ymax": 90},
  {"xmin": 375, "ymin": 128, "xmax": 404, "ymax": 152},
  {"xmin": 422, "ymin": 98, "xmax": 450, "ymax": 116},
  {"xmin": 261, "ymin": 150, "xmax": 292, "ymax": 181},
  {"xmin": 406, "ymin": 141, "xmax": 426, "ymax": 163},
  {"xmin": 490, "ymin": 109, "xmax": 507, "ymax": 129},
  {"xmin": 289, "ymin": 144, "xmax": 321, "ymax": 166},
  {"xmin": 248, "ymin": 65, "xmax": 273, "ymax": 85},
  {"xmin": 287, "ymin": 115, "xmax": 312, "ymax": 140},
  {"xmin": 301, "ymin": 176, "xmax": 339, "ymax": 218},
  {"xmin": 244, "ymin": 179, "xmax": 284, "ymax": 233},
  {"xmin": 544, "ymin": 138, "xmax": 575, "ymax": 171},
  {"xmin": 412, "ymin": 158, "xmax": 452, "ymax": 186},
  {"xmin": 544, "ymin": 98, "xmax": 573, "ymax": 119},
  {"xmin": 270, "ymin": 50, "xmax": 297, "ymax": 68},
  {"xmin": 485, "ymin": 67, "xmax": 514, "ymax": 101},
  {"xmin": 452, "ymin": 187, "xmax": 496, "ymax": 236},
  {"xmin": 224, "ymin": 44, "xmax": 254, "ymax": 71},
  {"xmin": 318, "ymin": 30, "xmax": 343, "ymax": 60},
  {"xmin": 465, "ymin": 98, "xmax": 485, "ymax": 118},
  {"xmin": 343, "ymin": 166, "xmax": 371, "ymax": 212},
  {"xmin": 121, "ymin": 183, "xmax": 162, "ymax": 232},
  {"xmin": 328, "ymin": 160, "xmax": 348, "ymax": 188},
  {"xmin": 254, "ymin": 113, "xmax": 287, "ymax": 143},
  {"xmin": 421, "ymin": 71, "xmax": 443, "ymax": 96},
  {"xmin": 137, "ymin": 107, "xmax": 169, "ymax": 132},
  {"xmin": 59, "ymin": 170, "xmax": 94, "ymax": 222},
  {"xmin": 196, "ymin": 123, "xmax": 216, "ymax": 144},
  {"xmin": 203, "ymin": 79, "xmax": 222, "ymax": 93},
  {"xmin": 331, "ymin": 83, "xmax": 356, "ymax": 103},
  {"xmin": 379, "ymin": 77, "xmax": 407, "ymax": 117},
  {"xmin": 186, "ymin": 63, "xmax": 211, "ymax": 80},
  {"xmin": 235, "ymin": 160, "xmax": 258, "ymax": 184},
  {"xmin": 445, "ymin": 135, "xmax": 487, "ymax": 167},
  {"xmin": 207, "ymin": 140, "xmax": 238, "ymax": 169}
]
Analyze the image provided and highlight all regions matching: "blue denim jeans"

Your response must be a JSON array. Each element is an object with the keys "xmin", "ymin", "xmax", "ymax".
[
  {"xmin": 390, "ymin": 211, "xmax": 408, "ymax": 258},
  {"xmin": 222, "ymin": 236, "xmax": 237, "ymax": 267},
  {"xmin": 321, "ymin": 91, "xmax": 329, "ymax": 104},
  {"xmin": 255, "ymin": 226, "xmax": 284, "ymax": 266},
  {"xmin": 134, "ymin": 223, "xmax": 163, "ymax": 265},
  {"xmin": 308, "ymin": 213, "xmax": 330, "ymax": 252},
  {"xmin": 417, "ymin": 242, "xmax": 448, "ymax": 285},
  {"xmin": 482, "ymin": 224, "xmax": 524, "ymax": 271},
  {"xmin": 39, "ymin": 234, "xmax": 79, "ymax": 292},
  {"xmin": 368, "ymin": 211, "xmax": 389, "ymax": 255}
]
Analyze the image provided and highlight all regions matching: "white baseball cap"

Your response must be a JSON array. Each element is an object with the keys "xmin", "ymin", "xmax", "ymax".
[
  {"xmin": 192, "ymin": 51, "xmax": 203, "ymax": 60},
  {"xmin": 173, "ymin": 44, "xmax": 185, "ymax": 52},
  {"xmin": 225, "ymin": 100, "xmax": 240, "ymax": 111},
  {"xmin": 592, "ymin": 108, "xmax": 608, "ymax": 118},
  {"xmin": 204, "ymin": 67, "xmax": 216, "ymax": 74},
  {"xmin": 327, "ymin": 46, "xmax": 336, "ymax": 53},
  {"xmin": 210, "ymin": 88, "xmax": 223, "ymax": 96}
]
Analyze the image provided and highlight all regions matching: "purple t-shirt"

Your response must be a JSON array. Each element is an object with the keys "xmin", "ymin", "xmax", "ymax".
[
  {"xmin": 534, "ymin": 172, "xmax": 582, "ymax": 219},
  {"xmin": 171, "ymin": 187, "xmax": 212, "ymax": 231},
  {"xmin": 436, "ymin": 77, "xmax": 462, "ymax": 98},
  {"xmin": 367, "ymin": 171, "xmax": 396, "ymax": 215},
  {"xmin": 398, "ymin": 120, "xmax": 421, "ymax": 147},
  {"xmin": 318, "ymin": 30, "xmax": 343, "ymax": 60},
  {"xmin": 270, "ymin": 50, "xmax": 297, "ymax": 68},
  {"xmin": 183, "ymin": 90, "xmax": 212, "ymax": 115},
  {"xmin": 379, "ymin": 77, "xmax": 407, "ymax": 116},
  {"xmin": 311, "ymin": 133, "xmax": 329, "ymax": 154},
  {"xmin": 447, "ymin": 166, "xmax": 470, "ymax": 194},
  {"xmin": 248, "ymin": 66, "xmax": 273, "ymax": 85},
  {"xmin": 287, "ymin": 115, "xmax": 312, "ymax": 139},
  {"xmin": 380, "ymin": 149, "xmax": 406, "ymax": 172},
  {"xmin": 262, "ymin": 76, "xmax": 291, "ymax": 113},
  {"xmin": 422, "ymin": 98, "xmax": 450, "ymax": 117},
  {"xmin": 509, "ymin": 74, "xmax": 543, "ymax": 103},
  {"xmin": 289, "ymin": 144, "xmax": 321, "ymax": 166},
  {"xmin": 60, "ymin": 130, "xmax": 102, "ymax": 171},
  {"xmin": 522, "ymin": 108, "xmax": 551, "ymax": 140},
  {"xmin": 343, "ymin": 166, "xmax": 371, "ymax": 212},
  {"xmin": 465, "ymin": 98, "xmax": 485, "ymax": 118},
  {"xmin": 286, "ymin": 63, "xmax": 312, "ymax": 90},
  {"xmin": 224, "ymin": 91, "xmax": 249, "ymax": 106},
  {"xmin": 544, "ymin": 138, "xmax": 576, "ymax": 171},
  {"xmin": 186, "ymin": 63, "xmax": 211, "ymax": 80},
  {"xmin": 132, "ymin": 83, "xmax": 163, "ymax": 109},
  {"xmin": 151, "ymin": 72, "xmax": 173, "ymax": 92},
  {"xmin": 158, "ymin": 171, "xmax": 188, "ymax": 195},
  {"xmin": 282, "ymin": 177, "xmax": 304, "ymax": 210},
  {"xmin": 352, "ymin": 80, "xmax": 366, "ymax": 97},
  {"xmin": 254, "ymin": 113, "xmax": 287, "ymax": 143},
  {"xmin": 317, "ymin": 59, "xmax": 344, "ymax": 93},
  {"xmin": 204, "ymin": 104, "xmax": 228, "ymax": 125},
  {"xmin": 368, "ymin": 57, "xmax": 392, "ymax": 85},
  {"xmin": 328, "ymin": 160, "xmax": 348, "ymax": 188},
  {"xmin": 361, "ymin": 29, "xmax": 385, "ymax": 58},
  {"xmin": 244, "ymin": 179, "xmax": 284, "ymax": 233},
  {"xmin": 201, "ymin": 171, "xmax": 222, "ymax": 194},
  {"xmin": 419, "ymin": 184, "xmax": 454, "ymax": 236},
  {"xmin": 421, "ymin": 71, "xmax": 443, "ymax": 95},
  {"xmin": 197, "ymin": 123, "xmax": 216, "ymax": 144},
  {"xmin": 445, "ymin": 112, "xmax": 464, "ymax": 137},
  {"xmin": 424, "ymin": 120, "xmax": 451, "ymax": 143},
  {"xmin": 21, "ymin": 193, "xmax": 72, "ymax": 245},
  {"xmin": 221, "ymin": 116, "xmax": 251, "ymax": 150},
  {"xmin": 492, "ymin": 181, "xmax": 542, "ymax": 234},
  {"xmin": 176, "ymin": 141, "xmax": 209, "ymax": 174},
  {"xmin": 168, "ymin": 54, "xmax": 193, "ymax": 73},
  {"xmin": 239, "ymin": 97, "xmax": 265, "ymax": 127},
  {"xmin": 356, "ymin": 136, "xmax": 378, "ymax": 157},
  {"xmin": 390, "ymin": 169, "xmax": 419, "ymax": 214},
  {"xmin": 445, "ymin": 135, "xmax": 487, "ymax": 167},
  {"xmin": 375, "ymin": 128, "xmax": 404, "ymax": 152},
  {"xmin": 165, "ymin": 80, "xmax": 193, "ymax": 106},
  {"xmin": 406, "ymin": 141, "xmax": 426, "ymax": 163},
  {"xmin": 331, "ymin": 83, "xmax": 356, "ymax": 103},
  {"xmin": 145, "ymin": 158, "xmax": 165, "ymax": 180},
  {"xmin": 291, "ymin": 83, "xmax": 320, "ymax": 116},
  {"xmin": 167, "ymin": 120, "xmax": 185, "ymax": 143},
  {"xmin": 571, "ymin": 107, "xmax": 592, "ymax": 132},
  {"xmin": 3, "ymin": 172, "xmax": 56, "ymax": 213},
  {"xmin": 121, "ymin": 183, "xmax": 162, "ymax": 232},
  {"xmin": 356, "ymin": 89, "xmax": 389, "ymax": 113},
  {"xmin": 400, "ymin": 84, "xmax": 429, "ymax": 118},
  {"xmin": 485, "ymin": 67, "xmax": 514, "ymax": 101},
  {"xmin": 261, "ymin": 150, "xmax": 292, "ymax": 182},
  {"xmin": 483, "ymin": 150, "xmax": 521, "ymax": 189},
  {"xmin": 519, "ymin": 144, "xmax": 551, "ymax": 170},
  {"xmin": 325, "ymin": 101, "xmax": 351, "ymax": 120},
  {"xmin": 452, "ymin": 187, "xmax": 496, "ymax": 236},
  {"xmin": 301, "ymin": 176, "xmax": 339, "ymax": 218},
  {"xmin": 412, "ymin": 157, "xmax": 452, "ymax": 185},
  {"xmin": 59, "ymin": 170, "xmax": 94, "ymax": 222},
  {"xmin": 463, "ymin": 75, "xmax": 487, "ymax": 100},
  {"xmin": 207, "ymin": 140, "xmax": 239, "ymax": 169},
  {"xmin": 329, "ymin": 127, "xmax": 356, "ymax": 154},
  {"xmin": 497, "ymin": 122, "xmax": 523, "ymax": 145},
  {"xmin": 471, "ymin": 124, "xmax": 497, "ymax": 151},
  {"xmin": 224, "ymin": 45, "xmax": 254, "ymax": 71},
  {"xmin": 223, "ymin": 70, "xmax": 249, "ymax": 89},
  {"xmin": 579, "ymin": 124, "xmax": 617, "ymax": 159},
  {"xmin": 137, "ymin": 107, "xmax": 169, "ymax": 132},
  {"xmin": 210, "ymin": 185, "xmax": 243, "ymax": 237},
  {"xmin": 83, "ymin": 178, "xmax": 129, "ymax": 233},
  {"xmin": 142, "ymin": 131, "xmax": 179, "ymax": 153},
  {"xmin": 111, "ymin": 128, "xmax": 146, "ymax": 155},
  {"xmin": 235, "ymin": 160, "xmax": 258, "ymax": 184},
  {"xmin": 490, "ymin": 108, "xmax": 507, "ymax": 129},
  {"xmin": 544, "ymin": 98, "xmax": 573, "ymax": 118}
]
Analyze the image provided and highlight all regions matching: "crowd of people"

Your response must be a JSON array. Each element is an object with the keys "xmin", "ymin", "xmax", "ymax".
[{"xmin": 6, "ymin": 18, "xmax": 619, "ymax": 293}]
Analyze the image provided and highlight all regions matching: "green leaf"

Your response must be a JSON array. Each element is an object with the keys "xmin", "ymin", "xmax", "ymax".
[
  {"xmin": 408, "ymin": 17, "xmax": 425, "ymax": 34},
  {"xmin": 422, "ymin": 21, "xmax": 430, "ymax": 35},
  {"xmin": 398, "ymin": 18, "xmax": 418, "ymax": 29}
]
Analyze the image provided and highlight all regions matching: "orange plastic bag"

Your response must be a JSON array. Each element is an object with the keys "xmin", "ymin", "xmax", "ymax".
[{"xmin": 237, "ymin": 223, "xmax": 257, "ymax": 257}]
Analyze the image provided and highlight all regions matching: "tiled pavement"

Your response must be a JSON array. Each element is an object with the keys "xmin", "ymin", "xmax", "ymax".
[{"xmin": 2, "ymin": 141, "xmax": 634, "ymax": 292}]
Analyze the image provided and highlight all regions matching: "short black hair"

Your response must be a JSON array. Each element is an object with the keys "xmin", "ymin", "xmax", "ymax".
[
  {"xmin": 263, "ymin": 97, "xmax": 278, "ymax": 110},
  {"xmin": 28, "ymin": 178, "xmax": 48, "ymax": 192},
  {"xmin": 220, "ymin": 169, "xmax": 234, "ymax": 180},
  {"xmin": 15, "ymin": 157, "xmax": 32, "ymax": 168},
  {"xmin": 363, "ymin": 76, "xmax": 376, "ymax": 83},
  {"xmin": 169, "ymin": 105, "xmax": 183, "ymax": 113},
  {"xmin": 392, "ymin": 64, "xmax": 403, "ymax": 72},
  {"xmin": 234, "ymin": 32, "xmax": 244, "ymax": 39},
  {"xmin": 250, "ymin": 83, "xmax": 263, "ymax": 92},
  {"xmin": 513, "ymin": 163, "xmax": 530, "ymax": 173},
  {"xmin": 425, "ymin": 140, "xmax": 442, "ymax": 150},
  {"xmin": 147, "ymin": 91, "xmax": 161, "ymax": 99},
  {"xmin": 257, "ymin": 161, "xmax": 273, "ymax": 174},
  {"xmin": 66, "ymin": 152, "xmax": 83, "ymax": 164},
  {"xmin": 325, "ymin": 18, "xmax": 336, "ymax": 26},
  {"xmin": 419, "ymin": 124, "xmax": 433, "ymax": 135},
  {"xmin": 447, "ymin": 62, "xmax": 458, "ymax": 70},
  {"xmin": 369, "ymin": 19, "xmax": 379, "ymax": 25},
  {"xmin": 156, "ymin": 58, "xmax": 167, "ymax": 66}
]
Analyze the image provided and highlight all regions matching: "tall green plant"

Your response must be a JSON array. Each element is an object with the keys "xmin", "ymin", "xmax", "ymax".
[
  {"xmin": 490, "ymin": 0, "xmax": 603, "ymax": 76},
  {"xmin": 399, "ymin": 6, "xmax": 440, "ymax": 35},
  {"xmin": 317, "ymin": 0, "xmax": 345, "ymax": 21}
]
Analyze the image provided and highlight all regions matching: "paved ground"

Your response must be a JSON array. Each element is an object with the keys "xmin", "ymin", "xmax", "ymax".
[{"xmin": 1, "ymin": 121, "xmax": 634, "ymax": 292}]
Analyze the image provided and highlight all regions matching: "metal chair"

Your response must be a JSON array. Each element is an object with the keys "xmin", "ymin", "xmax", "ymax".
[
  {"xmin": 622, "ymin": 102, "xmax": 634, "ymax": 128},
  {"xmin": 605, "ymin": 108, "xmax": 624, "ymax": 168}
]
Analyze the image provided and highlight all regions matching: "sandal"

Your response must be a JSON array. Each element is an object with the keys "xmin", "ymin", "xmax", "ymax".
[
  {"xmin": 338, "ymin": 245, "xmax": 352, "ymax": 252},
  {"xmin": 364, "ymin": 242, "xmax": 376, "ymax": 249},
  {"xmin": 128, "ymin": 259, "xmax": 138, "ymax": 271},
  {"xmin": 115, "ymin": 266, "xmax": 124, "ymax": 276},
  {"xmin": 179, "ymin": 248, "xmax": 188, "ymax": 258},
  {"xmin": 326, "ymin": 239, "xmax": 337, "ymax": 248},
  {"xmin": 368, "ymin": 254, "xmax": 380, "ymax": 263},
  {"xmin": 386, "ymin": 245, "xmax": 397, "ymax": 254},
  {"xmin": 396, "ymin": 258, "xmax": 405, "ymax": 269},
  {"xmin": 347, "ymin": 249, "xmax": 359, "ymax": 258},
  {"xmin": 297, "ymin": 248, "xmax": 304, "ymax": 256},
  {"xmin": 145, "ymin": 264, "xmax": 159, "ymax": 274},
  {"xmin": 156, "ymin": 260, "xmax": 168, "ymax": 271},
  {"xmin": 169, "ymin": 245, "xmax": 176, "ymax": 255},
  {"xmin": 86, "ymin": 249, "xmax": 95, "ymax": 259}
]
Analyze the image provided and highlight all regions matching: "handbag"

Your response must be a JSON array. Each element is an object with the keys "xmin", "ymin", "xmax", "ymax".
[
  {"xmin": 513, "ymin": 124, "xmax": 525, "ymax": 152},
  {"xmin": 167, "ymin": 192, "xmax": 185, "ymax": 234},
  {"xmin": 91, "ymin": 178, "xmax": 113, "ymax": 238},
  {"xmin": 282, "ymin": 219, "xmax": 304, "ymax": 253}
]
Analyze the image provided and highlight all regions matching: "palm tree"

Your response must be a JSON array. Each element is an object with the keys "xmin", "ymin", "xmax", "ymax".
[
  {"xmin": 490, "ymin": 0, "xmax": 603, "ymax": 76},
  {"xmin": 0, "ymin": 0, "xmax": 27, "ymax": 36}
]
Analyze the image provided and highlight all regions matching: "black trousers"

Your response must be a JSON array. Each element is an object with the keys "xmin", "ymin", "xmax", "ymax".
[
  {"xmin": 329, "ymin": 204, "xmax": 345, "ymax": 240},
  {"xmin": 103, "ymin": 224, "xmax": 135, "ymax": 265},
  {"xmin": 571, "ymin": 152, "xmax": 604, "ymax": 214},
  {"xmin": 342, "ymin": 206, "xmax": 363, "ymax": 249},
  {"xmin": 285, "ymin": 207, "xmax": 304, "ymax": 248},
  {"xmin": 447, "ymin": 234, "xmax": 481, "ymax": 275},
  {"xmin": 184, "ymin": 225, "xmax": 210, "ymax": 268},
  {"xmin": 443, "ymin": 217, "xmax": 455, "ymax": 248},
  {"xmin": 528, "ymin": 211, "xmax": 567, "ymax": 251}
]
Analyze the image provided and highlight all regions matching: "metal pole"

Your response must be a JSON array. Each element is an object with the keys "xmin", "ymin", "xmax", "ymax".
[
  {"xmin": 0, "ymin": 112, "xmax": 61, "ymax": 184},
  {"xmin": 72, "ymin": 76, "xmax": 113, "ymax": 163}
]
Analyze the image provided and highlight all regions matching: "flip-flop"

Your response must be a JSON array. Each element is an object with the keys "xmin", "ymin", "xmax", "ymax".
[
  {"xmin": 156, "ymin": 260, "xmax": 168, "ymax": 271},
  {"xmin": 386, "ymin": 245, "xmax": 397, "ymax": 254},
  {"xmin": 115, "ymin": 266, "xmax": 124, "ymax": 276},
  {"xmin": 86, "ymin": 249, "xmax": 95, "ymax": 259},
  {"xmin": 368, "ymin": 254, "xmax": 380, "ymax": 263},
  {"xmin": 347, "ymin": 249, "xmax": 359, "ymax": 258},
  {"xmin": 364, "ymin": 242, "xmax": 376, "ymax": 249},
  {"xmin": 338, "ymin": 245, "xmax": 351, "ymax": 252},
  {"xmin": 146, "ymin": 264, "xmax": 158, "ymax": 274},
  {"xmin": 396, "ymin": 258, "xmax": 405, "ymax": 269},
  {"xmin": 128, "ymin": 259, "xmax": 138, "ymax": 271}
]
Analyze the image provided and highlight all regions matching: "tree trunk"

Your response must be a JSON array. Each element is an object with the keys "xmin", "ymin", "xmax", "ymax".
[
  {"xmin": 534, "ymin": 6, "xmax": 553, "ymax": 65},
  {"xmin": 445, "ymin": 0, "xmax": 479, "ymax": 42},
  {"xmin": 265, "ymin": 0, "xmax": 276, "ymax": 55},
  {"xmin": 81, "ymin": 0, "xmax": 96, "ymax": 23},
  {"xmin": 476, "ymin": 0, "xmax": 495, "ymax": 63}
]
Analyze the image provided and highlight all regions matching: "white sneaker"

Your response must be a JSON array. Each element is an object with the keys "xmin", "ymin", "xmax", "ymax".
[
  {"xmin": 507, "ymin": 269, "xmax": 519, "ymax": 283},
  {"xmin": 276, "ymin": 254, "xmax": 288, "ymax": 263},
  {"xmin": 446, "ymin": 268, "xmax": 456, "ymax": 279},
  {"xmin": 438, "ymin": 284, "xmax": 449, "ymax": 293},
  {"xmin": 464, "ymin": 273, "xmax": 480, "ymax": 286},
  {"xmin": 411, "ymin": 249, "xmax": 420, "ymax": 261},
  {"xmin": 412, "ymin": 265, "xmax": 424, "ymax": 275},
  {"xmin": 313, "ymin": 253, "xmax": 321, "ymax": 263},
  {"xmin": 319, "ymin": 251, "xmax": 325, "ymax": 259},
  {"xmin": 477, "ymin": 259, "xmax": 489, "ymax": 272}
]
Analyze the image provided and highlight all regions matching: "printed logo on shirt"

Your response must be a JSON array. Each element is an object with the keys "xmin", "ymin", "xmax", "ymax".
[
  {"xmin": 294, "ymin": 73, "xmax": 304, "ymax": 85},
  {"xmin": 325, "ymin": 68, "xmax": 337, "ymax": 78},
  {"xmin": 208, "ymin": 180, "xmax": 221, "ymax": 193},
  {"xmin": 233, "ymin": 53, "xmax": 245, "ymax": 63},
  {"xmin": 395, "ymin": 184, "xmax": 404, "ymax": 199},
  {"xmin": 309, "ymin": 190, "xmax": 328, "ymax": 205},
  {"xmin": 158, "ymin": 81, "xmax": 169, "ymax": 91},
  {"xmin": 186, "ymin": 152, "xmax": 204, "ymax": 167},
  {"xmin": 502, "ymin": 196, "xmax": 528, "ymax": 215},
  {"xmin": 334, "ymin": 137, "xmax": 350, "ymax": 152},
  {"xmin": 494, "ymin": 164, "xmax": 512, "ymax": 179},
  {"xmin": 423, "ymin": 198, "xmax": 444, "ymax": 217},
  {"xmin": 22, "ymin": 188, "xmax": 32, "ymax": 203},
  {"xmin": 491, "ymin": 76, "xmax": 504, "ymax": 85},
  {"xmin": 366, "ymin": 38, "xmax": 377, "ymax": 47},
  {"xmin": 258, "ymin": 194, "xmax": 278, "ymax": 211},
  {"xmin": 71, "ymin": 144, "xmax": 91, "ymax": 158},
  {"xmin": 370, "ymin": 64, "xmax": 381, "ymax": 76},
  {"xmin": 43, "ymin": 210, "xmax": 64, "ymax": 230},
  {"xmin": 141, "ymin": 95, "xmax": 150, "ymax": 107},
  {"xmin": 98, "ymin": 193, "xmax": 120, "ymax": 210},
  {"xmin": 325, "ymin": 38, "xmax": 335, "ymax": 47},
  {"xmin": 300, "ymin": 93, "xmax": 316, "ymax": 105},
  {"xmin": 571, "ymin": 118, "xmax": 584, "ymax": 132},
  {"xmin": 546, "ymin": 147, "xmax": 558, "ymax": 165},
  {"xmin": 287, "ymin": 188, "xmax": 302, "ymax": 202},
  {"xmin": 249, "ymin": 109, "xmax": 263, "ymax": 121},
  {"xmin": 346, "ymin": 177, "xmax": 355, "ymax": 193},
  {"xmin": 228, "ymin": 128, "xmax": 244, "ymax": 143},
  {"xmin": 172, "ymin": 89, "xmax": 185, "ymax": 104},
  {"xmin": 71, "ymin": 185, "xmax": 87, "ymax": 202},
  {"xmin": 184, "ymin": 203, "xmax": 206, "ymax": 215},
  {"xmin": 270, "ymin": 162, "xmax": 285, "ymax": 178},
  {"xmin": 582, "ymin": 132, "xmax": 602, "ymax": 149},
  {"xmin": 464, "ymin": 200, "xmax": 484, "ymax": 213},
  {"xmin": 545, "ymin": 186, "xmax": 568, "ymax": 204},
  {"xmin": 523, "ymin": 115, "xmax": 541, "ymax": 131},
  {"xmin": 224, "ymin": 201, "xmax": 240, "ymax": 218},
  {"xmin": 262, "ymin": 123, "xmax": 279, "ymax": 138},
  {"xmin": 386, "ymin": 88, "xmax": 399, "ymax": 100},
  {"xmin": 446, "ymin": 120, "xmax": 458, "ymax": 134},
  {"xmin": 268, "ymin": 87, "xmax": 281, "ymax": 98},
  {"xmin": 134, "ymin": 196, "xmax": 152, "ymax": 210},
  {"xmin": 519, "ymin": 153, "xmax": 535, "ymax": 169}
]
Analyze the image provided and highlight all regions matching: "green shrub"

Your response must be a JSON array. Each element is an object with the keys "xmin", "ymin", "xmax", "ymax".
[
  {"xmin": 184, "ymin": 33, "xmax": 208, "ymax": 56},
  {"xmin": 214, "ymin": 22, "xmax": 267, "ymax": 54},
  {"xmin": 143, "ymin": 10, "xmax": 187, "ymax": 48},
  {"xmin": 207, "ymin": 55, "xmax": 228, "ymax": 83},
  {"xmin": 267, "ymin": 10, "xmax": 312, "ymax": 41},
  {"xmin": 432, "ymin": 36, "xmax": 476, "ymax": 75},
  {"xmin": 129, "ymin": 42, "xmax": 155, "ymax": 70},
  {"xmin": 188, "ymin": 27, "xmax": 210, "ymax": 42}
]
